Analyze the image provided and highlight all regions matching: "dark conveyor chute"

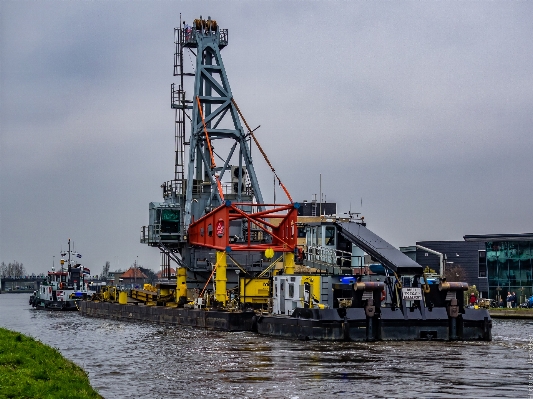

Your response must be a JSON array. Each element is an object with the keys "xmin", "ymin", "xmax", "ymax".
[{"xmin": 335, "ymin": 222, "xmax": 423, "ymax": 275}]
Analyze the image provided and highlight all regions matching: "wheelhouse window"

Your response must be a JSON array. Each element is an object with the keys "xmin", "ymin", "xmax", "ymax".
[{"xmin": 325, "ymin": 226, "xmax": 335, "ymax": 246}]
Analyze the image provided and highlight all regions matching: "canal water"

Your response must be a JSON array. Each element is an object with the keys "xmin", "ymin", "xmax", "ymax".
[{"xmin": 0, "ymin": 293, "xmax": 530, "ymax": 398}]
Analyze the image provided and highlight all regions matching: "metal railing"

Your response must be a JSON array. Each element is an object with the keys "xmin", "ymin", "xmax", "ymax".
[
  {"xmin": 140, "ymin": 225, "xmax": 160, "ymax": 244},
  {"xmin": 162, "ymin": 179, "xmax": 184, "ymax": 198},
  {"xmin": 305, "ymin": 246, "xmax": 365, "ymax": 274},
  {"xmin": 178, "ymin": 27, "xmax": 229, "ymax": 48}
]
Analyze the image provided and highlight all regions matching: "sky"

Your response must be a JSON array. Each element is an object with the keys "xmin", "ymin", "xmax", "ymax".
[{"xmin": 1, "ymin": 1, "xmax": 532, "ymax": 275}]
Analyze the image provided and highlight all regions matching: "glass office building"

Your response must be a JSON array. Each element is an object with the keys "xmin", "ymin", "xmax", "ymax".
[{"xmin": 465, "ymin": 234, "xmax": 533, "ymax": 303}]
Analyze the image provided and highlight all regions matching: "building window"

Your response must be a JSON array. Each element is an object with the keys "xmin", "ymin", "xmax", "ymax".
[
  {"xmin": 486, "ymin": 241, "xmax": 533, "ymax": 301},
  {"xmin": 478, "ymin": 250, "xmax": 486, "ymax": 278}
]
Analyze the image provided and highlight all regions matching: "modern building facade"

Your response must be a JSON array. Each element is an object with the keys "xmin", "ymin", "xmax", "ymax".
[
  {"xmin": 464, "ymin": 234, "xmax": 533, "ymax": 303},
  {"xmin": 411, "ymin": 234, "xmax": 533, "ymax": 303},
  {"xmin": 414, "ymin": 241, "xmax": 487, "ymax": 295}
]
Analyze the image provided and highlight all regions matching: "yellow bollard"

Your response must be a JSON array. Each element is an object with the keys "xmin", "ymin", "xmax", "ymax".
[
  {"xmin": 118, "ymin": 291, "xmax": 128, "ymax": 305},
  {"xmin": 215, "ymin": 251, "xmax": 227, "ymax": 305},
  {"xmin": 284, "ymin": 252, "xmax": 295, "ymax": 275}
]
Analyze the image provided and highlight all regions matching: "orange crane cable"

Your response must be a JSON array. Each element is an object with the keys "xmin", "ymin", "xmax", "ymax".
[
  {"xmin": 199, "ymin": 262, "xmax": 218, "ymax": 298},
  {"xmin": 196, "ymin": 96, "xmax": 216, "ymax": 169},
  {"xmin": 231, "ymin": 98, "xmax": 293, "ymax": 203},
  {"xmin": 196, "ymin": 96, "xmax": 225, "ymax": 201}
]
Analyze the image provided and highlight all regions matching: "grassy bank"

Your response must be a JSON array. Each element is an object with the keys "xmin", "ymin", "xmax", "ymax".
[{"xmin": 0, "ymin": 327, "xmax": 102, "ymax": 398}]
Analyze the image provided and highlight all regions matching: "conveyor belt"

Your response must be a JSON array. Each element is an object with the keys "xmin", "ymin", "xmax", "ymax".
[{"xmin": 336, "ymin": 222, "xmax": 423, "ymax": 275}]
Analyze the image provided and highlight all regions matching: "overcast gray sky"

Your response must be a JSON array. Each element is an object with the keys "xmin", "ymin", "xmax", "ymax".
[{"xmin": 1, "ymin": 1, "xmax": 532, "ymax": 275}]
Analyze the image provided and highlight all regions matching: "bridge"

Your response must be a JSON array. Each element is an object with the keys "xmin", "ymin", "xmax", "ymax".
[{"xmin": 0, "ymin": 275, "xmax": 46, "ymax": 293}]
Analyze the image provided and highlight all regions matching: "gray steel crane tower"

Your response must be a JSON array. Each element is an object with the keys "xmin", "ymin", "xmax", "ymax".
[{"xmin": 141, "ymin": 16, "xmax": 277, "ymax": 289}]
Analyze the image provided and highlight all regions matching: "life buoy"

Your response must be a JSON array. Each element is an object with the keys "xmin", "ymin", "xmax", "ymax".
[{"xmin": 380, "ymin": 290, "xmax": 386, "ymax": 302}]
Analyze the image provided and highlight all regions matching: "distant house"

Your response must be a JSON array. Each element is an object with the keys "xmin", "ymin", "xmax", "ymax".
[
  {"xmin": 107, "ymin": 271, "xmax": 123, "ymax": 286},
  {"xmin": 156, "ymin": 267, "xmax": 176, "ymax": 279},
  {"xmin": 118, "ymin": 268, "xmax": 148, "ymax": 288}
]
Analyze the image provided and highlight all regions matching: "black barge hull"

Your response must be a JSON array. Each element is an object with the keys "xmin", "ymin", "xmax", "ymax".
[
  {"xmin": 80, "ymin": 301, "xmax": 255, "ymax": 331},
  {"xmin": 256, "ymin": 307, "xmax": 492, "ymax": 341},
  {"xmin": 80, "ymin": 301, "xmax": 491, "ymax": 341}
]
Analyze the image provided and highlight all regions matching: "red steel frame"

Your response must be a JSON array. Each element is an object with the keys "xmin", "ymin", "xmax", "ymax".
[{"xmin": 187, "ymin": 201, "xmax": 298, "ymax": 252}]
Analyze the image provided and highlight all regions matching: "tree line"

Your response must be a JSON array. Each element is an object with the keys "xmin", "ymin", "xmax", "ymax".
[{"xmin": 0, "ymin": 261, "xmax": 26, "ymax": 278}]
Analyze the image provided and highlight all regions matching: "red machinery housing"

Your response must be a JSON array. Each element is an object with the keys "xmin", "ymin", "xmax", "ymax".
[{"xmin": 187, "ymin": 201, "xmax": 298, "ymax": 253}]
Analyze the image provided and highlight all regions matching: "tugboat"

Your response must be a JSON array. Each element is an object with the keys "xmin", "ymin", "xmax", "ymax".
[{"xmin": 30, "ymin": 239, "xmax": 95, "ymax": 310}]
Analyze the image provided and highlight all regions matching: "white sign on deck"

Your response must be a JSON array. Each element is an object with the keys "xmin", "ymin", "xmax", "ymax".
[{"xmin": 402, "ymin": 287, "xmax": 423, "ymax": 300}]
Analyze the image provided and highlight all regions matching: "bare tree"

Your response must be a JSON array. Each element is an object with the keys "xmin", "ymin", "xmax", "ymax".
[
  {"xmin": 0, "ymin": 261, "xmax": 26, "ymax": 278},
  {"xmin": 101, "ymin": 261, "xmax": 110, "ymax": 280},
  {"xmin": 139, "ymin": 267, "xmax": 157, "ymax": 284}
]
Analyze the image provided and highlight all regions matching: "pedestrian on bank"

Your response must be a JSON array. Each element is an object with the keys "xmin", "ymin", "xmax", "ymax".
[
  {"xmin": 469, "ymin": 292, "xmax": 477, "ymax": 307},
  {"xmin": 512, "ymin": 292, "xmax": 517, "ymax": 308},
  {"xmin": 506, "ymin": 292, "xmax": 512, "ymax": 308}
]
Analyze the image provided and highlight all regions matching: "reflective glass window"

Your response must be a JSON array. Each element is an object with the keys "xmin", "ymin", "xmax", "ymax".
[{"xmin": 325, "ymin": 226, "xmax": 335, "ymax": 246}]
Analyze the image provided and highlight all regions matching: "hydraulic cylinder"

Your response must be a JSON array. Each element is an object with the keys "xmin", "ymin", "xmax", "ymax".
[
  {"xmin": 215, "ymin": 251, "xmax": 227, "ymax": 305},
  {"xmin": 284, "ymin": 252, "xmax": 295, "ymax": 275}
]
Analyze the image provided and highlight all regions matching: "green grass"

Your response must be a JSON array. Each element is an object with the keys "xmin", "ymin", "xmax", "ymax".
[{"xmin": 0, "ymin": 327, "xmax": 102, "ymax": 399}]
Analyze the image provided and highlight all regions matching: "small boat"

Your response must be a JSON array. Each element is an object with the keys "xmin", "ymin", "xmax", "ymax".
[{"xmin": 29, "ymin": 240, "xmax": 95, "ymax": 311}]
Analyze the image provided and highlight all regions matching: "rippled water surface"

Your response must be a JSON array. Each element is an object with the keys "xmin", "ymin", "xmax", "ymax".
[{"xmin": 0, "ymin": 293, "xmax": 530, "ymax": 398}]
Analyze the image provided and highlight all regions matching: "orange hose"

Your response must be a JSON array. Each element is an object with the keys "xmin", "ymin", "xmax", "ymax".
[
  {"xmin": 231, "ymin": 98, "xmax": 293, "ymax": 203},
  {"xmin": 199, "ymin": 262, "xmax": 218, "ymax": 298},
  {"xmin": 196, "ymin": 96, "xmax": 225, "ymax": 201}
]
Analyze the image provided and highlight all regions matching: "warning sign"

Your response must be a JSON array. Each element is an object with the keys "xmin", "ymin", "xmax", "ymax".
[{"xmin": 402, "ymin": 287, "xmax": 423, "ymax": 300}]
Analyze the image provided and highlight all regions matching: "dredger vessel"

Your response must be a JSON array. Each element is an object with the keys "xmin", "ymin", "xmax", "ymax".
[{"xmin": 80, "ymin": 15, "xmax": 491, "ymax": 341}]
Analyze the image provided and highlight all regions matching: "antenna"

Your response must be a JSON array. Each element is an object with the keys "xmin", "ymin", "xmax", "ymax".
[{"xmin": 319, "ymin": 173, "xmax": 322, "ymax": 216}]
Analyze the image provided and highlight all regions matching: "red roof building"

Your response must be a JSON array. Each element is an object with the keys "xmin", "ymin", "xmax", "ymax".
[
  {"xmin": 156, "ymin": 267, "xmax": 176, "ymax": 279},
  {"xmin": 119, "ymin": 267, "xmax": 148, "ymax": 288}
]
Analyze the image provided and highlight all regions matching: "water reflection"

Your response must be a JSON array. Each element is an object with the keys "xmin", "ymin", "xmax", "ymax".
[{"xmin": 0, "ymin": 294, "xmax": 529, "ymax": 398}]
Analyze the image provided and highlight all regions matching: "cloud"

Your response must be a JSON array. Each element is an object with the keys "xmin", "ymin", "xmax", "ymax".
[{"xmin": 1, "ymin": 1, "xmax": 533, "ymax": 273}]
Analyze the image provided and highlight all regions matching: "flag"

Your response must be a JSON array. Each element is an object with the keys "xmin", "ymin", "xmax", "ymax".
[
  {"xmin": 83, "ymin": 267, "xmax": 90, "ymax": 275},
  {"xmin": 77, "ymin": 254, "xmax": 82, "ymax": 258}
]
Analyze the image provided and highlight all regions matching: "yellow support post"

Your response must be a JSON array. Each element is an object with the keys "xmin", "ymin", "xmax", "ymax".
[
  {"xmin": 215, "ymin": 251, "xmax": 227, "ymax": 305},
  {"xmin": 177, "ymin": 266, "xmax": 187, "ymax": 301},
  {"xmin": 284, "ymin": 252, "xmax": 295, "ymax": 275},
  {"xmin": 118, "ymin": 291, "xmax": 128, "ymax": 305}
]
